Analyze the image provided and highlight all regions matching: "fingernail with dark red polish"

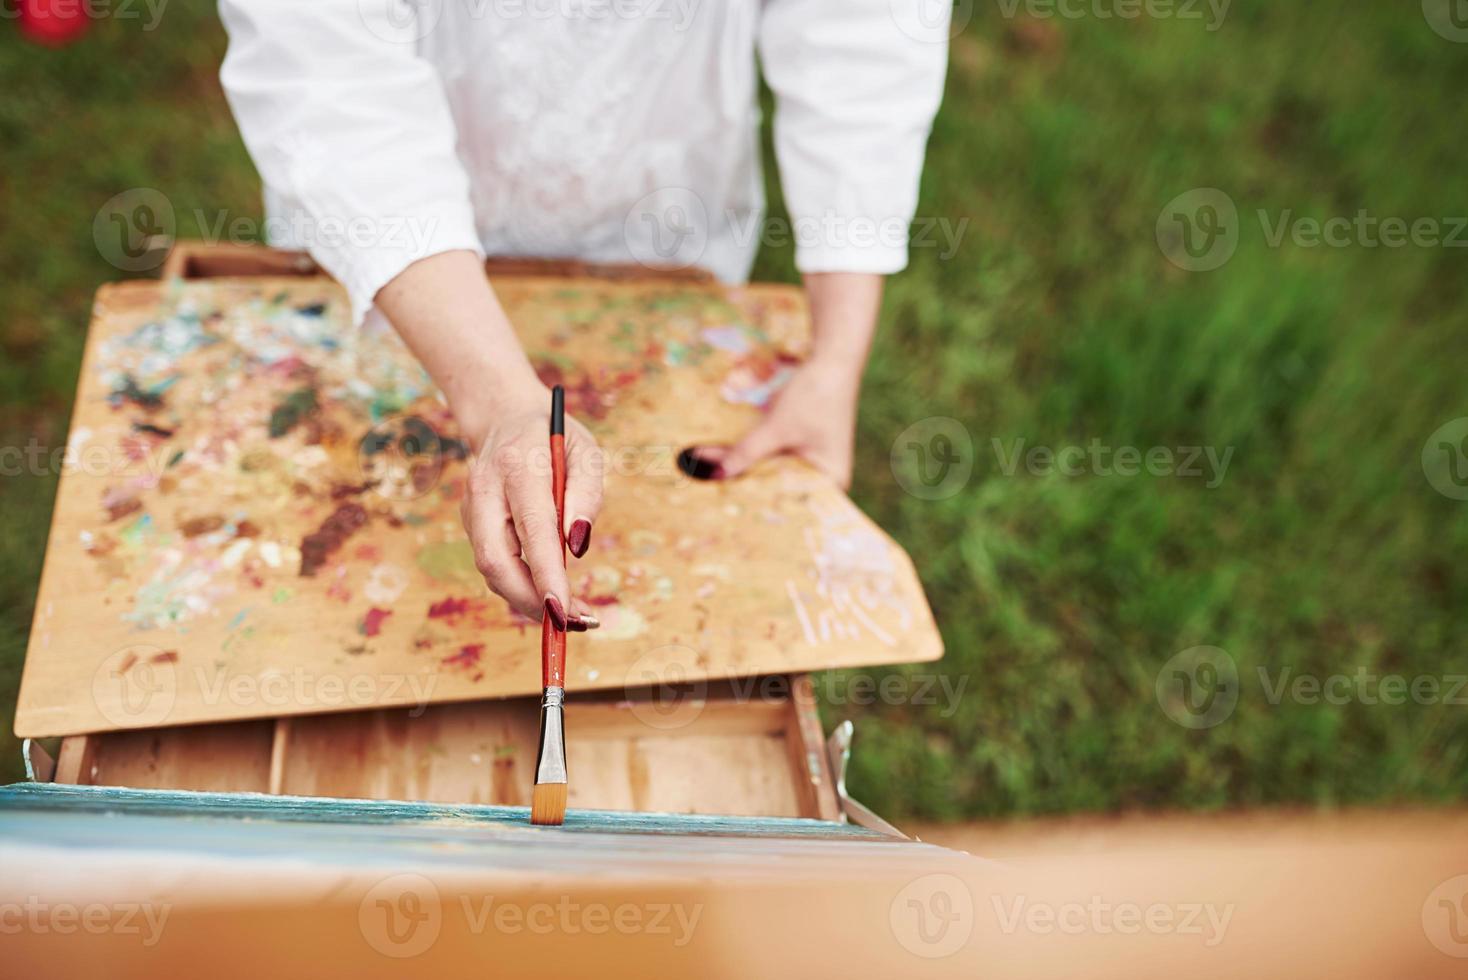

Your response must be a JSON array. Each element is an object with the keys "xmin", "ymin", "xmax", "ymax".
[
  {"xmin": 568, "ymin": 519, "xmax": 592, "ymax": 558},
  {"xmin": 544, "ymin": 594, "xmax": 567, "ymax": 631}
]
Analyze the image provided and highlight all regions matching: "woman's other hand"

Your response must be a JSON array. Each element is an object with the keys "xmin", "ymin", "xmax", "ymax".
[
  {"xmin": 695, "ymin": 359, "xmax": 861, "ymax": 489},
  {"xmin": 690, "ymin": 271, "xmax": 883, "ymax": 491}
]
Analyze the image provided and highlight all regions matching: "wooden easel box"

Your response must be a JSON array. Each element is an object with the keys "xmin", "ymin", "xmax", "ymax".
[{"xmin": 32, "ymin": 242, "xmax": 940, "ymax": 823}]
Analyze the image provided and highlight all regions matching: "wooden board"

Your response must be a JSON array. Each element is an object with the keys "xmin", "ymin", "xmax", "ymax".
[
  {"xmin": 53, "ymin": 678, "xmax": 841, "ymax": 820},
  {"xmin": 17, "ymin": 273, "xmax": 942, "ymax": 737}
]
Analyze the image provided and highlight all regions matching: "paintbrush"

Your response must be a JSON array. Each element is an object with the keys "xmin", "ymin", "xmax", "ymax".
[{"xmin": 531, "ymin": 384, "xmax": 569, "ymax": 826}]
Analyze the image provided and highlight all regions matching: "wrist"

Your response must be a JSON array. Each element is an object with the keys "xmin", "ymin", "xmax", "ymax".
[
  {"xmin": 802, "ymin": 345, "xmax": 869, "ymax": 382},
  {"xmin": 454, "ymin": 366, "xmax": 548, "ymax": 451}
]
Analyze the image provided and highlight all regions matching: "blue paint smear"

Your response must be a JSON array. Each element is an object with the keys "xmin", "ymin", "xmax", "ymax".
[{"xmin": 0, "ymin": 784, "xmax": 932, "ymax": 876}]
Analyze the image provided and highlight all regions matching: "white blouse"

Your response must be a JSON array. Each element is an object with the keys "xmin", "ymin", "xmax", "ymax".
[{"xmin": 219, "ymin": 0, "xmax": 950, "ymax": 323}]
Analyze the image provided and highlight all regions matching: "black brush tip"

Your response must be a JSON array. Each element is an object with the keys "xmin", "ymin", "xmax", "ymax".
[{"xmin": 550, "ymin": 385, "xmax": 564, "ymax": 435}]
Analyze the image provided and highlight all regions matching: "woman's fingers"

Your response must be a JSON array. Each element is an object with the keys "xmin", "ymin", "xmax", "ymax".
[
  {"xmin": 562, "ymin": 427, "xmax": 604, "ymax": 558},
  {"xmin": 498, "ymin": 441, "xmax": 574, "ymax": 627},
  {"xmin": 463, "ymin": 470, "xmax": 544, "ymax": 621},
  {"xmin": 713, "ymin": 423, "xmax": 789, "ymax": 480}
]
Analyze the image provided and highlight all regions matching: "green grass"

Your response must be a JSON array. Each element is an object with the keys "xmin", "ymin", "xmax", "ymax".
[{"xmin": 2, "ymin": 3, "xmax": 1465, "ymax": 818}]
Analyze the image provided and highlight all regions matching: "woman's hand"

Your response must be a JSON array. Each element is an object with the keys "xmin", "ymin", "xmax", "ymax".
[
  {"xmin": 461, "ymin": 384, "xmax": 602, "ymax": 628},
  {"xmin": 695, "ymin": 358, "xmax": 861, "ymax": 489},
  {"xmin": 375, "ymin": 250, "xmax": 601, "ymax": 628},
  {"xmin": 689, "ymin": 271, "xmax": 883, "ymax": 491}
]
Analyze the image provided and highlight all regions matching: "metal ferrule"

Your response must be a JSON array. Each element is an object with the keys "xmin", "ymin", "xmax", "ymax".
[{"xmin": 535, "ymin": 686, "xmax": 567, "ymax": 785}]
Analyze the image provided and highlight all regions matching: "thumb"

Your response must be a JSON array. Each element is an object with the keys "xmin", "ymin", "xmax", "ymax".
[{"xmin": 717, "ymin": 422, "xmax": 789, "ymax": 480}]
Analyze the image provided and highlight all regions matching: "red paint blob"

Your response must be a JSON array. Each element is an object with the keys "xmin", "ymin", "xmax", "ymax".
[
  {"xmin": 443, "ymin": 644, "xmax": 483, "ymax": 669},
  {"xmin": 362, "ymin": 607, "xmax": 392, "ymax": 637}
]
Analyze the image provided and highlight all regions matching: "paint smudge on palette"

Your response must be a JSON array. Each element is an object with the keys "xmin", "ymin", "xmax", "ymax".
[
  {"xmin": 785, "ymin": 496, "xmax": 914, "ymax": 649},
  {"xmin": 360, "ymin": 607, "xmax": 392, "ymax": 637},
  {"xmin": 300, "ymin": 503, "xmax": 369, "ymax": 576},
  {"xmin": 443, "ymin": 644, "xmax": 483, "ymax": 670}
]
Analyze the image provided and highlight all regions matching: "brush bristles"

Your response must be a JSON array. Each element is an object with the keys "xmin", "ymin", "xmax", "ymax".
[{"xmin": 530, "ymin": 782, "xmax": 567, "ymax": 825}]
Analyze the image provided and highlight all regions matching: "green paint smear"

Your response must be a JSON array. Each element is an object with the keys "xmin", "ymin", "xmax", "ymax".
[
  {"xmin": 416, "ymin": 540, "xmax": 478, "ymax": 587},
  {"xmin": 268, "ymin": 386, "xmax": 318, "ymax": 438}
]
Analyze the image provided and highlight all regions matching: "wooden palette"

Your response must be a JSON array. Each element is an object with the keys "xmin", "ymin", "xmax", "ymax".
[{"xmin": 17, "ymin": 271, "xmax": 941, "ymax": 738}]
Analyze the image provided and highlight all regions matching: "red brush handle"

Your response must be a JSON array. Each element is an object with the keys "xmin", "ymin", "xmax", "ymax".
[{"xmin": 541, "ymin": 427, "xmax": 567, "ymax": 687}]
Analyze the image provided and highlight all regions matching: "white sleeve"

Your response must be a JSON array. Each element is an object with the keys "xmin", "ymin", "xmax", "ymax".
[
  {"xmin": 758, "ymin": 0, "xmax": 949, "ymax": 275},
  {"xmin": 218, "ymin": 0, "xmax": 483, "ymax": 323}
]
